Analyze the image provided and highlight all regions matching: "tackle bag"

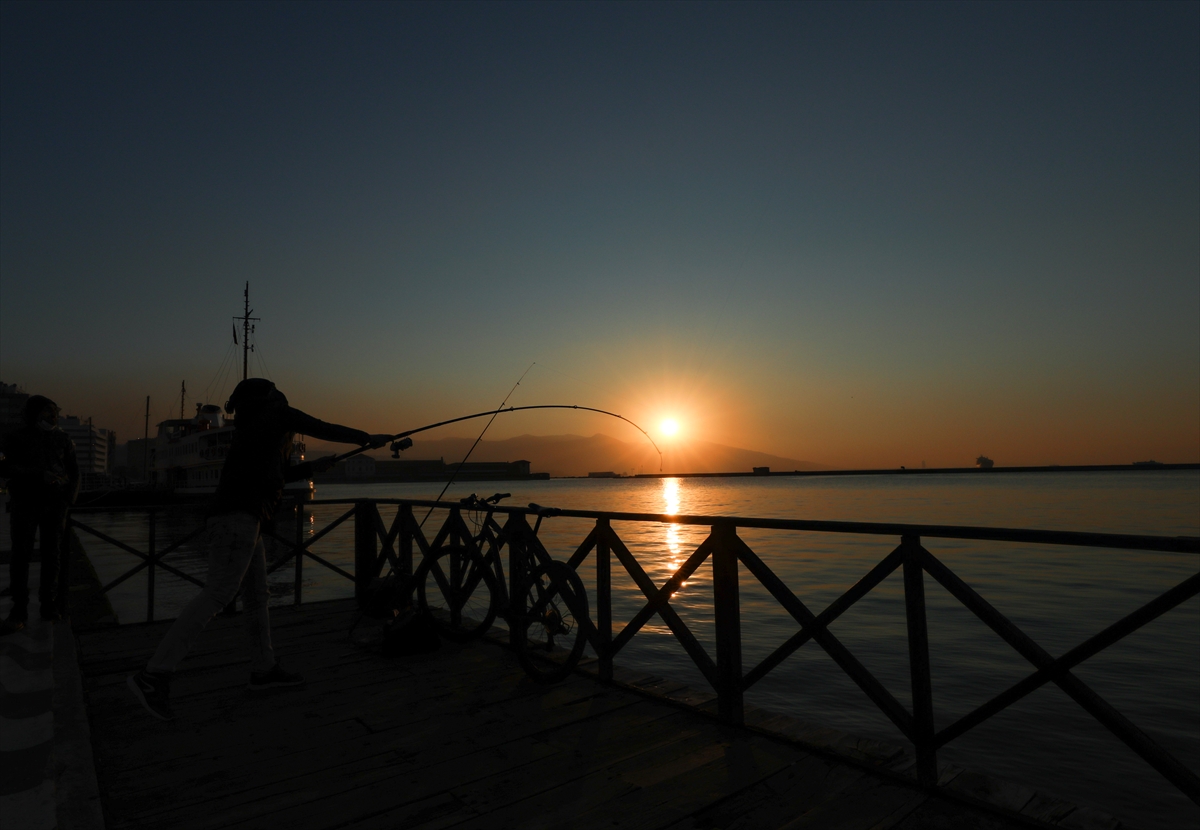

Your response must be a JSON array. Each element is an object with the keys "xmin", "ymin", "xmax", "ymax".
[{"xmin": 381, "ymin": 607, "xmax": 441, "ymax": 656}]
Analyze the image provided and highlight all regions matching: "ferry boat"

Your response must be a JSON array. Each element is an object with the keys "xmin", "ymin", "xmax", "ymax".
[
  {"xmin": 148, "ymin": 403, "xmax": 233, "ymax": 494},
  {"xmin": 147, "ymin": 405, "xmax": 313, "ymax": 501}
]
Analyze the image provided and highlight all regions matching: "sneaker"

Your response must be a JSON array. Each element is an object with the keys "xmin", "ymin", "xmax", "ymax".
[
  {"xmin": 248, "ymin": 662, "xmax": 304, "ymax": 690},
  {"xmin": 127, "ymin": 670, "xmax": 175, "ymax": 721},
  {"xmin": 0, "ymin": 618, "xmax": 25, "ymax": 636}
]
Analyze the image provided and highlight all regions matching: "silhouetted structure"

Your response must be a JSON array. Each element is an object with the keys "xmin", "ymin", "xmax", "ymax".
[
  {"xmin": 0, "ymin": 381, "xmax": 29, "ymax": 445},
  {"xmin": 322, "ymin": 458, "xmax": 544, "ymax": 482}
]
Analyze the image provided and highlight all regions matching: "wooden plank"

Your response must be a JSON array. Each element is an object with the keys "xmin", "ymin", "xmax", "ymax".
[
  {"xmin": 115, "ymin": 685, "xmax": 650, "ymax": 807},
  {"xmin": 445, "ymin": 729, "xmax": 800, "ymax": 830},
  {"xmin": 79, "ymin": 598, "xmax": 1039, "ymax": 830},
  {"xmin": 658, "ymin": 753, "xmax": 870, "ymax": 830},
  {"xmin": 149, "ymin": 699, "xmax": 701, "ymax": 830},
  {"xmin": 327, "ymin": 713, "xmax": 721, "ymax": 830}
]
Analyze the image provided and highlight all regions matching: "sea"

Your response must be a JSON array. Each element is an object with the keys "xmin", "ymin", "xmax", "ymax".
[{"xmin": 73, "ymin": 471, "xmax": 1199, "ymax": 829}]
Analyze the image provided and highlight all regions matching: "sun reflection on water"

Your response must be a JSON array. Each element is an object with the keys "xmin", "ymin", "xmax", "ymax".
[{"xmin": 663, "ymin": 477, "xmax": 687, "ymax": 592}]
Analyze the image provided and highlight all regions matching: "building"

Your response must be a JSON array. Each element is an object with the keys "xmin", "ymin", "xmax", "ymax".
[
  {"xmin": 117, "ymin": 437, "xmax": 152, "ymax": 482},
  {"xmin": 0, "ymin": 381, "xmax": 28, "ymax": 444},
  {"xmin": 345, "ymin": 455, "xmax": 377, "ymax": 479},
  {"xmin": 58, "ymin": 416, "xmax": 112, "ymax": 482}
]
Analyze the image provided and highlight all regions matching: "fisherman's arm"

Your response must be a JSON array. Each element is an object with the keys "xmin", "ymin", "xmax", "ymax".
[{"xmin": 284, "ymin": 408, "xmax": 389, "ymax": 448}]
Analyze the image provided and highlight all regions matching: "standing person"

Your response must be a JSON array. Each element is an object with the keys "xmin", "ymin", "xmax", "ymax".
[
  {"xmin": 127, "ymin": 378, "xmax": 389, "ymax": 720},
  {"xmin": 0, "ymin": 396, "xmax": 80, "ymax": 634}
]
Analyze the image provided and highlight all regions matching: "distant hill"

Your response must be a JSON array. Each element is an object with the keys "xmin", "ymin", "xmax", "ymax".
[{"xmin": 311, "ymin": 433, "xmax": 826, "ymax": 478}]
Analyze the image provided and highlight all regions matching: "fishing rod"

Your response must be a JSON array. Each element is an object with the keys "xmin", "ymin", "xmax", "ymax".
[
  {"xmin": 329, "ymin": 405, "xmax": 664, "ymax": 471},
  {"xmin": 420, "ymin": 363, "xmax": 534, "ymax": 527}
]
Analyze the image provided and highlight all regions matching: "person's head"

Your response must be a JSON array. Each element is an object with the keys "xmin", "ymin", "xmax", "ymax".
[
  {"xmin": 225, "ymin": 378, "xmax": 287, "ymax": 421},
  {"xmin": 24, "ymin": 395, "xmax": 59, "ymax": 430}
]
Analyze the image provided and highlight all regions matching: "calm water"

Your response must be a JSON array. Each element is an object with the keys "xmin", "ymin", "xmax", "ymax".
[{"xmin": 75, "ymin": 471, "xmax": 1199, "ymax": 828}]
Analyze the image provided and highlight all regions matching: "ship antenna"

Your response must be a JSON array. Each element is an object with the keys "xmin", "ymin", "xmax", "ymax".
[{"xmin": 235, "ymin": 281, "xmax": 260, "ymax": 381}]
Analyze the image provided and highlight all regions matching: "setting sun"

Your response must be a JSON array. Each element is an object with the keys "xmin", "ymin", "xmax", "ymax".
[{"xmin": 660, "ymin": 418, "xmax": 680, "ymax": 438}]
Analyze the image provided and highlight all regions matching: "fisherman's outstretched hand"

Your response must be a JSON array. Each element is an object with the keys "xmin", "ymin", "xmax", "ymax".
[
  {"xmin": 366, "ymin": 434, "xmax": 392, "ymax": 449},
  {"xmin": 311, "ymin": 455, "xmax": 338, "ymax": 474}
]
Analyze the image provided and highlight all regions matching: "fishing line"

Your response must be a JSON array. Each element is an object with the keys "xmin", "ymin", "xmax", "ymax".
[{"xmin": 419, "ymin": 363, "xmax": 536, "ymax": 528}]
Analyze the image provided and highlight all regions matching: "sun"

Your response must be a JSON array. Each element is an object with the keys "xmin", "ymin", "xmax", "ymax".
[{"xmin": 660, "ymin": 418, "xmax": 680, "ymax": 438}]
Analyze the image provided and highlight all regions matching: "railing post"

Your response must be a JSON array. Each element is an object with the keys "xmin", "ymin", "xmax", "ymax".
[
  {"xmin": 294, "ymin": 501, "xmax": 305, "ymax": 606},
  {"xmin": 354, "ymin": 501, "xmax": 377, "ymax": 607},
  {"xmin": 398, "ymin": 504, "xmax": 413, "ymax": 581},
  {"xmin": 903, "ymin": 533, "xmax": 936, "ymax": 786},
  {"xmin": 712, "ymin": 521, "xmax": 743, "ymax": 725},
  {"xmin": 146, "ymin": 509, "xmax": 156, "ymax": 623},
  {"xmin": 596, "ymin": 518, "xmax": 613, "ymax": 682},
  {"xmin": 509, "ymin": 514, "xmax": 530, "ymax": 597}
]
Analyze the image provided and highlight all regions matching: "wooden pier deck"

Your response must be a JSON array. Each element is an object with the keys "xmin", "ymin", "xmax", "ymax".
[{"xmin": 70, "ymin": 599, "xmax": 1077, "ymax": 830}]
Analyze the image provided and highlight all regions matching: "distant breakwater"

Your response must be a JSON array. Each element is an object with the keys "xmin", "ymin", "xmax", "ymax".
[{"xmin": 633, "ymin": 462, "xmax": 1200, "ymax": 479}]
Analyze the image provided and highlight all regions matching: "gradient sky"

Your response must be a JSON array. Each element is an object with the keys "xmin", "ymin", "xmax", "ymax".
[{"xmin": 2, "ymin": 1, "xmax": 1197, "ymax": 468}]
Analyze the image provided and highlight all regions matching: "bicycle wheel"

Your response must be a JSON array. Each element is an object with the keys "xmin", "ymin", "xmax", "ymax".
[
  {"xmin": 416, "ymin": 543, "xmax": 499, "ymax": 642},
  {"xmin": 512, "ymin": 561, "xmax": 588, "ymax": 684}
]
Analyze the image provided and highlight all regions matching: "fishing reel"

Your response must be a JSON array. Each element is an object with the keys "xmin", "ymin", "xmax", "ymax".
[{"xmin": 390, "ymin": 437, "xmax": 413, "ymax": 458}]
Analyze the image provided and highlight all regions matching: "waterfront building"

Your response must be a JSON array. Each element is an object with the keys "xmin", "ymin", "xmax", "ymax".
[
  {"xmin": 59, "ymin": 415, "xmax": 112, "ymax": 475},
  {"xmin": 0, "ymin": 381, "xmax": 28, "ymax": 444},
  {"xmin": 117, "ymin": 438, "xmax": 151, "ymax": 482},
  {"xmin": 345, "ymin": 455, "xmax": 377, "ymax": 479}
]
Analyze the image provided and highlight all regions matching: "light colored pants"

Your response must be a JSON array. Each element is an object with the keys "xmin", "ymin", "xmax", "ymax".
[{"xmin": 148, "ymin": 512, "xmax": 275, "ymax": 674}]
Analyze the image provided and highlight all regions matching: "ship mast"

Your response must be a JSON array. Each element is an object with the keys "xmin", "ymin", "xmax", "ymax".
[{"xmin": 234, "ymin": 281, "xmax": 260, "ymax": 381}]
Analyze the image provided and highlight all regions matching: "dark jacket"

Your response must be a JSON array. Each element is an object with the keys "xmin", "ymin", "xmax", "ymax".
[
  {"xmin": 210, "ymin": 406, "xmax": 368, "ymax": 523},
  {"xmin": 0, "ymin": 425, "xmax": 80, "ymax": 506}
]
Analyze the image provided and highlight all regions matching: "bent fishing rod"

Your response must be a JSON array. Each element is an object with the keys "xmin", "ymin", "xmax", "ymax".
[{"xmin": 328, "ymin": 405, "xmax": 664, "ymax": 471}]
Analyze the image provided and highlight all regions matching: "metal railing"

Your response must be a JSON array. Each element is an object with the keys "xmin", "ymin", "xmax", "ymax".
[{"xmin": 70, "ymin": 497, "xmax": 1200, "ymax": 805}]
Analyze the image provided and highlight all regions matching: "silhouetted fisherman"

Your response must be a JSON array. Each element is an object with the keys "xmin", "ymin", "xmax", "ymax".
[
  {"xmin": 0, "ymin": 396, "xmax": 80, "ymax": 634},
  {"xmin": 127, "ymin": 378, "xmax": 389, "ymax": 720}
]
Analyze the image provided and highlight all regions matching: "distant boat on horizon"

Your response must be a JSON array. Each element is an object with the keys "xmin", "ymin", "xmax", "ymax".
[{"xmin": 976, "ymin": 455, "xmax": 995, "ymax": 469}]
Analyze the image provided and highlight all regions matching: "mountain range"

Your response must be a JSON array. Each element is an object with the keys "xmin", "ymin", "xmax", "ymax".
[{"xmin": 312, "ymin": 433, "xmax": 826, "ymax": 478}]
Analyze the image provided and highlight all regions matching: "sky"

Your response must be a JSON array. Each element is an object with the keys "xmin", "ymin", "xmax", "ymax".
[{"xmin": 2, "ymin": 1, "xmax": 1197, "ymax": 469}]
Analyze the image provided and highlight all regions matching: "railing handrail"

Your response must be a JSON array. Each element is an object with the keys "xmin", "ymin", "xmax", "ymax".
[{"xmin": 66, "ymin": 498, "xmax": 1200, "ymax": 553}]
